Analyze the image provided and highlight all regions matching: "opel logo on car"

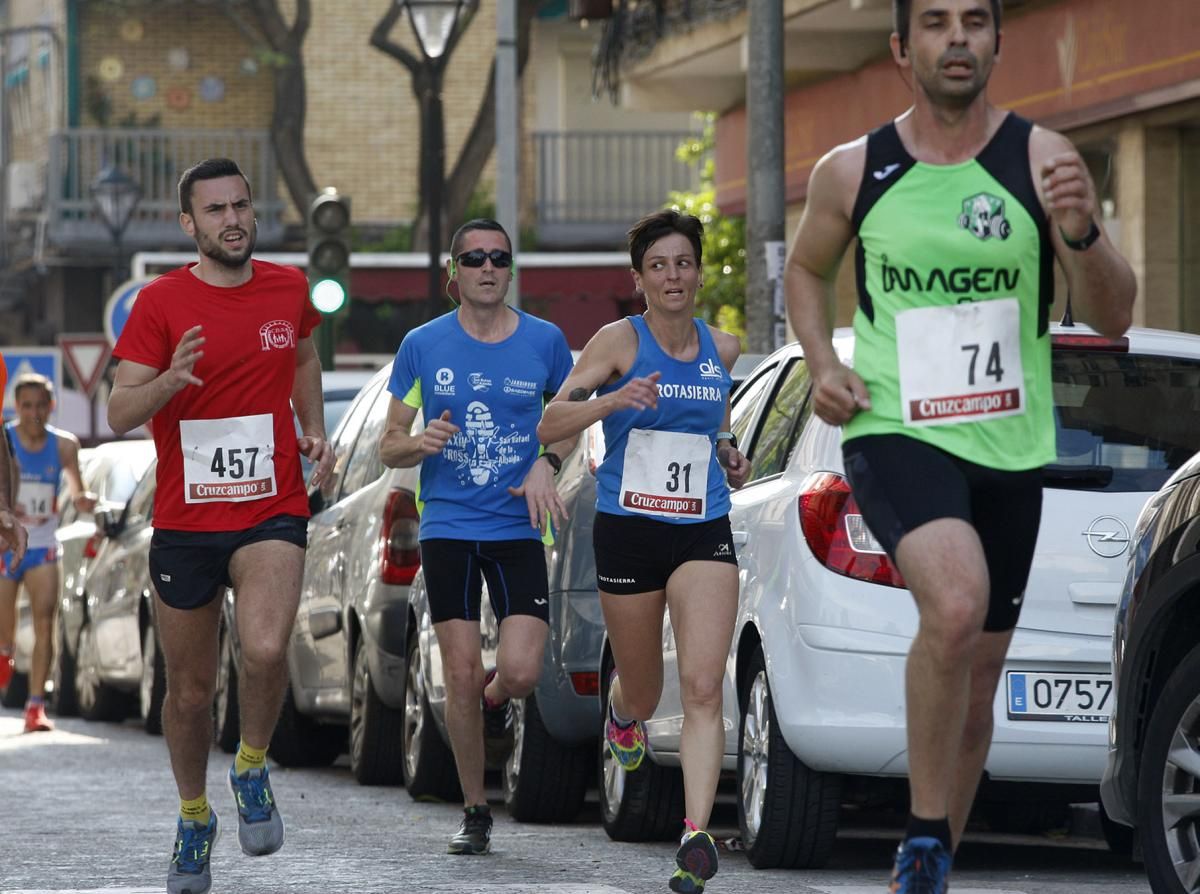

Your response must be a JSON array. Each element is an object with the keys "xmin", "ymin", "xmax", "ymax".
[{"xmin": 1082, "ymin": 516, "xmax": 1131, "ymax": 558}]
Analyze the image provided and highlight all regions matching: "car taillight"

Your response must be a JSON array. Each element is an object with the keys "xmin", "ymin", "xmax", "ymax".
[
  {"xmin": 570, "ymin": 671, "xmax": 599, "ymax": 696},
  {"xmin": 1051, "ymin": 333, "xmax": 1129, "ymax": 352},
  {"xmin": 83, "ymin": 532, "xmax": 103, "ymax": 559},
  {"xmin": 799, "ymin": 472, "xmax": 906, "ymax": 589},
  {"xmin": 381, "ymin": 489, "xmax": 421, "ymax": 585}
]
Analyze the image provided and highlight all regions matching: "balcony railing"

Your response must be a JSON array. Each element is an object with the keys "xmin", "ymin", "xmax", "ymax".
[
  {"xmin": 533, "ymin": 130, "xmax": 700, "ymax": 249},
  {"xmin": 43, "ymin": 128, "xmax": 285, "ymax": 251}
]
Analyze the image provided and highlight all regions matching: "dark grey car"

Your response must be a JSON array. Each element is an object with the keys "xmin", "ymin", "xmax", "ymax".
[{"xmin": 1101, "ymin": 449, "xmax": 1200, "ymax": 889}]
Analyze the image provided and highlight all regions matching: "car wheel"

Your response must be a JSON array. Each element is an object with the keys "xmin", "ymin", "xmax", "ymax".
[
  {"xmin": 350, "ymin": 636, "xmax": 405, "ymax": 786},
  {"xmin": 599, "ymin": 655, "xmax": 684, "ymax": 842},
  {"xmin": 53, "ymin": 621, "xmax": 80, "ymax": 717},
  {"xmin": 268, "ymin": 684, "xmax": 343, "ymax": 767},
  {"xmin": 1, "ymin": 668, "xmax": 28, "ymax": 708},
  {"xmin": 1137, "ymin": 640, "xmax": 1200, "ymax": 892},
  {"xmin": 503, "ymin": 692, "xmax": 592, "ymax": 822},
  {"xmin": 212, "ymin": 619, "xmax": 240, "ymax": 753},
  {"xmin": 738, "ymin": 645, "xmax": 841, "ymax": 869},
  {"xmin": 74, "ymin": 619, "xmax": 126, "ymax": 722},
  {"xmin": 140, "ymin": 624, "xmax": 167, "ymax": 735},
  {"xmin": 402, "ymin": 627, "xmax": 461, "ymax": 802}
]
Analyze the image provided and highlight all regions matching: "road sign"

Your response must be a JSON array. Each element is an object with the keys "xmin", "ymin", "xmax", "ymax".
[
  {"xmin": 59, "ymin": 334, "xmax": 112, "ymax": 399},
  {"xmin": 0, "ymin": 347, "xmax": 61, "ymax": 420},
  {"xmin": 104, "ymin": 276, "xmax": 154, "ymax": 346}
]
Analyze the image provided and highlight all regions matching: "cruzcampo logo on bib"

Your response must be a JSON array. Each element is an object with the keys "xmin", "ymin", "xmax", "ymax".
[{"xmin": 958, "ymin": 192, "xmax": 1012, "ymax": 242}]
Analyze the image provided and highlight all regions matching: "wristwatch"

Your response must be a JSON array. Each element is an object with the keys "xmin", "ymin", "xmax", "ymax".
[
  {"xmin": 716, "ymin": 431, "xmax": 737, "ymax": 449},
  {"xmin": 541, "ymin": 451, "xmax": 563, "ymax": 475},
  {"xmin": 1061, "ymin": 220, "xmax": 1101, "ymax": 252}
]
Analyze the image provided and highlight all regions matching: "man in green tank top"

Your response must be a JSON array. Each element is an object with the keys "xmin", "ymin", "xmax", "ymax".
[{"xmin": 784, "ymin": 1, "xmax": 1136, "ymax": 891}]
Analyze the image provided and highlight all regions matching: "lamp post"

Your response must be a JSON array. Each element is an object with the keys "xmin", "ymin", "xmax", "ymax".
[
  {"xmin": 90, "ymin": 164, "xmax": 141, "ymax": 287},
  {"xmin": 398, "ymin": 0, "xmax": 474, "ymax": 317}
]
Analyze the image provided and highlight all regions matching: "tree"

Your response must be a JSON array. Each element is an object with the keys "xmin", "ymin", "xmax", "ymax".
[
  {"xmin": 242, "ymin": 0, "xmax": 318, "ymax": 215},
  {"xmin": 370, "ymin": 2, "xmax": 545, "ymax": 253},
  {"xmin": 666, "ymin": 114, "xmax": 747, "ymax": 343}
]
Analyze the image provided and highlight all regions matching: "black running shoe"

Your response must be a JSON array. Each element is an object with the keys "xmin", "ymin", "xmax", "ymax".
[
  {"xmin": 447, "ymin": 804, "xmax": 493, "ymax": 855},
  {"xmin": 481, "ymin": 668, "xmax": 513, "ymax": 765}
]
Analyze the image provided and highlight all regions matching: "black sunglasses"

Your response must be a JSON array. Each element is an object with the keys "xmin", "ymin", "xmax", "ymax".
[{"xmin": 455, "ymin": 249, "xmax": 513, "ymax": 269}]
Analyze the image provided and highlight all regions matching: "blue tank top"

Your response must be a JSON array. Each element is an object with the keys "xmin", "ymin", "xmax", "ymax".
[
  {"xmin": 7, "ymin": 422, "xmax": 63, "ymax": 550},
  {"xmin": 596, "ymin": 315, "xmax": 733, "ymax": 523}
]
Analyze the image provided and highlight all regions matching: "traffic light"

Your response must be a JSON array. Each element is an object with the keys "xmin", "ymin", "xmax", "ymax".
[{"xmin": 307, "ymin": 188, "xmax": 351, "ymax": 368}]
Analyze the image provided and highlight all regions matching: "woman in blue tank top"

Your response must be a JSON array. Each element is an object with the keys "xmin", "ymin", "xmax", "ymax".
[{"xmin": 538, "ymin": 210, "xmax": 750, "ymax": 893}]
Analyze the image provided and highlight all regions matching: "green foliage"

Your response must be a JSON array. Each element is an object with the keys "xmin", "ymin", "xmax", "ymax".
[{"xmin": 665, "ymin": 113, "xmax": 746, "ymax": 343}]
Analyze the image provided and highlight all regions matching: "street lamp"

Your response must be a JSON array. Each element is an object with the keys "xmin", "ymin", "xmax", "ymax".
[
  {"xmin": 90, "ymin": 164, "xmax": 141, "ymax": 286},
  {"xmin": 398, "ymin": 0, "xmax": 475, "ymax": 316}
]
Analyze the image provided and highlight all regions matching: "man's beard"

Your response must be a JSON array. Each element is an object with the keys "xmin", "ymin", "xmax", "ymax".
[{"xmin": 198, "ymin": 225, "xmax": 256, "ymax": 269}]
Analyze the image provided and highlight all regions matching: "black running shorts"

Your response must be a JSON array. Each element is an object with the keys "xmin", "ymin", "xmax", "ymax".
[
  {"xmin": 149, "ymin": 514, "xmax": 308, "ymax": 611},
  {"xmin": 419, "ymin": 538, "xmax": 550, "ymax": 625},
  {"xmin": 842, "ymin": 434, "xmax": 1043, "ymax": 632},
  {"xmin": 592, "ymin": 511, "xmax": 738, "ymax": 596}
]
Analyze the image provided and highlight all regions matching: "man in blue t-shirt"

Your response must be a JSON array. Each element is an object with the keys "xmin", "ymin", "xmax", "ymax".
[{"xmin": 380, "ymin": 219, "xmax": 576, "ymax": 856}]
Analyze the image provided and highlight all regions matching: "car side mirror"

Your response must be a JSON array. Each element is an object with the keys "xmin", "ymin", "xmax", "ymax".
[{"xmin": 93, "ymin": 507, "xmax": 121, "ymax": 538}]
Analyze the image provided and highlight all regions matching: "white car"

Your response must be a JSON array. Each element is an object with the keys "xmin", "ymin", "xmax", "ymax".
[{"xmin": 600, "ymin": 324, "xmax": 1200, "ymax": 867}]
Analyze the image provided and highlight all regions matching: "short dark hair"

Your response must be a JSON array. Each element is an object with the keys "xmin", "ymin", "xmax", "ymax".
[
  {"xmin": 449, "ymin": 218, "xmax": 512, "ymax": 258},
  {"xmin": 893, "ymin": 0, "xmax": 1002, "ymax": 53},
  {"xmin": 178, "ymin": 158, "xmax": 252, "ymax": 216},
  {"xmin": 627, "ymin": 209, "xmax": 704, "ymax": 272}
]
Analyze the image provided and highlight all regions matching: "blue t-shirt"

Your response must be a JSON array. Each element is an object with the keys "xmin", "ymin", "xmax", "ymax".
[
  {"xmin": 596, "ymin": 315, "xmax": 733, "ymax": 523},
  {"xmin": 388, "ymin": 309, "xmax": 573, "ymax": 541}
]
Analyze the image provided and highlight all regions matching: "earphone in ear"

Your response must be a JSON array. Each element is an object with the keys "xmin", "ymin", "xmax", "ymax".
[
  {"xmin": 449, "ymin": 259, "xmax": 457, "ymax": 278},
  {"xmin": 509, "ymin": 262, "xmax": 517, "ymax": 281}
]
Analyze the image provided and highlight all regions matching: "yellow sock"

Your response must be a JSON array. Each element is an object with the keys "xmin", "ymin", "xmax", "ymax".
[
  {"xmin": 234, "ymin": 741, "xmax": 268, "ymax": 776},
  {"xmin": 180, "ymin": 794, "xmax": 210, "ymax": 826}
]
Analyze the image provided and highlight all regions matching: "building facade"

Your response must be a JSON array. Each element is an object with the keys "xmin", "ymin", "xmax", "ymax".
[
  {"xmin": 0, "ymin": 0, "xmax": 697, "ymax": 348},
  {"xmin": 596, "ymin": 0, "xmax": 1200, "ymax": 333}
]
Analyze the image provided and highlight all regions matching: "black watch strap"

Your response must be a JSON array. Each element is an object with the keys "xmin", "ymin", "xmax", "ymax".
[
  {"xmin": 541, "ymin": 451, "xmax": 563, "ymax": 475},
  {"xmin": 1061, "ymin": 220, "xmax": 1101, "ymax": 252}
]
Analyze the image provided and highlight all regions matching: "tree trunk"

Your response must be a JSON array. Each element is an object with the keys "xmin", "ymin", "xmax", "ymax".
[{"xmin": 271, "ymin": 57, "xmax": 317, "ymax": 215}]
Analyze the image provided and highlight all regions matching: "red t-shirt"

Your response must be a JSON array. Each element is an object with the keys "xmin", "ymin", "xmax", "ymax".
[{"xmin": 113, "ymin": 260, "xmax": 321, "ymax": 532}]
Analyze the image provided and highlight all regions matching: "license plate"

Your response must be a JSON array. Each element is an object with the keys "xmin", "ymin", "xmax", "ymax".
[{"xmin": 1006, "ymin": 671, "xmax": 1113, "ymax": 722}]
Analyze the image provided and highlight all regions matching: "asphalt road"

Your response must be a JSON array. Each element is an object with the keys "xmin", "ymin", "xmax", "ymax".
[{"xmin": 0, "ymin": 706, "xmax": 1151, "ymax": 894}]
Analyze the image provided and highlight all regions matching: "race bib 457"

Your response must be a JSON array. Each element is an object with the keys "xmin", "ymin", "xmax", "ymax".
[{"xmin": 180, "ymin": 414, "xmax": 277, "ymax": 503}]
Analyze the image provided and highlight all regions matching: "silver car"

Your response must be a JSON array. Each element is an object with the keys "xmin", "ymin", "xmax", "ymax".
[
  {"xmin": 53, "ymin": 439, "xmax": 156, "ymax": 716},
  {"xmin": 224, "ymin": 365, "xmax": 422, "ymax": 783}
]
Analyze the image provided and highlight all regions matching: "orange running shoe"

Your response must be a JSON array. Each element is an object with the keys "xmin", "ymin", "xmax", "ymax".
[{"xmin": 24, "ymin": 701, "xmax": 54, "ymax": 733}]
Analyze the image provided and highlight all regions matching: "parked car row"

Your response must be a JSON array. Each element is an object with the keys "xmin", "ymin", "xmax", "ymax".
[{"xmin": 26, "ymin": 334, "xmax": 1200, "ymax": 888}]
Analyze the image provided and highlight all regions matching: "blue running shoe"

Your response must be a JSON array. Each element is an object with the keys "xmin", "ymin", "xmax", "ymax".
[
  {"xmin": 228, "ymin": 765, "xmax": 284, "ymax": 856},
  {"xmin": 675, "ymin": 826, "xmax": 719, "ymax": 880},
  {"xmin": 888, "ymin": 836, "xmax": 952, "ymax": 893},
  {"xmin": 167, "ymin": 810, "xmax": 219, "ymax": 894},
  {"xmin": 669, "ymin": 868, "xmax": 705, "ymax": 893}
]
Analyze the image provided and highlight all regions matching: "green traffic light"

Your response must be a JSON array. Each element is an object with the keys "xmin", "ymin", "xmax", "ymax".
[{"xmin": 312, "ymin": 278, "xmax": 347, "ymax": 314}]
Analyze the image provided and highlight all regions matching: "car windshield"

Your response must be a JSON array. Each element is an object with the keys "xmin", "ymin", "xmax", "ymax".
[
  {"xmin": 103, "ymin": 457, "xmax": 145, "ymax": 504},
  {"xmin": 1050, "ymin": 349, "xmax": 1200, "ymax": 492}
]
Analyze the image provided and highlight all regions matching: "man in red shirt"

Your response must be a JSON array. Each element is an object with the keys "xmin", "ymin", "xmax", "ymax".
[{"xmin": 109, "ymin": 158, "xmax": 333, "ymax": 894}]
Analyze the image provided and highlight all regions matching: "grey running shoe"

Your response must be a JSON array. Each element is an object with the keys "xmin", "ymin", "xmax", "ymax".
[
  {"xmin": 481, "ymin": 668, "xmax": 514, "ymax": 765},
  {"xmin": 228, "ymin": 765, "xmax": 284, "ymax": 856},
  {"xmin": 447, "ymin": 804, "xmax": 493, "ymax": 855},
  {"xmin": 167, "ymin": 810, "xmax": 219, "ymax": 894}
]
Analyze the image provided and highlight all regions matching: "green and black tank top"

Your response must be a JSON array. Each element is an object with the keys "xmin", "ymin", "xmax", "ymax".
[{"xmin": 844, "ymin": 113, "xmax": 1056, "ymax": 471}]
